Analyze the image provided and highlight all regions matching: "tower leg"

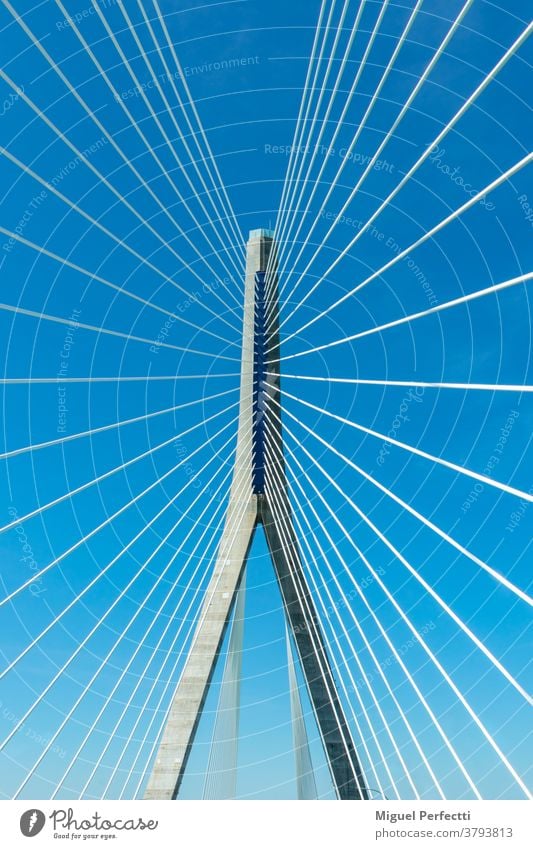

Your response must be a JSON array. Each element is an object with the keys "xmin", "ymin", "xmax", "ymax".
[
  {"xmin": 144, "ymin": 495, "xmax": 257, "ymax": 800},
  {"xmin": 260, "ymin": 495, "xmax": 368, "ymax": 799}
]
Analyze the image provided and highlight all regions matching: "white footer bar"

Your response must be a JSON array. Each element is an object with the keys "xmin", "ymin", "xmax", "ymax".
[{"xmin": 1, "ymin": 799, "xmax": 531, "ymax": 848}]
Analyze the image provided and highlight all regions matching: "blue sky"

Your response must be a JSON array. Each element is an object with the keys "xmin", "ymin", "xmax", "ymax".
[{"xmin": 0, "ymin": 0, "xmax": 531, "ymax": 801}]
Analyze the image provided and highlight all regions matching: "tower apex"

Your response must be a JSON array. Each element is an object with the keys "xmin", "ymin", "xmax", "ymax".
[{"xmin": 248, "ymin": 227, "xmax": 274, "ymax": 240}]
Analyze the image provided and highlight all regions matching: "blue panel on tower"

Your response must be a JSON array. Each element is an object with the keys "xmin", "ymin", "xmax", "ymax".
[{"xmin": 252, "ymin": 271, "xmax": 267, "ymax": 493}]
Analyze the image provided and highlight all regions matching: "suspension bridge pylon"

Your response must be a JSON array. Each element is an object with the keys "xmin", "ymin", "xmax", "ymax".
[{"xmin": 144, "ymin": 229, "xmax": 368, "ymax": 800}]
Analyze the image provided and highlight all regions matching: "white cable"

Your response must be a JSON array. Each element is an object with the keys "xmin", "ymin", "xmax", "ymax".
[
  {"xmin": 265, "ymin": 422, "xmax": 402, "ymax": 798},
  {"xmin": 277, "ymin": 373, "xmax": 533, "ymax": 393},
  {"xmin": 10, "ymin": 440, "xmax": 238, "ymax": 798},
  {"xmin": 279, "ymin": 273, "xmax": 533, "ymax": 360},
  {"xmin": 275, "ymin": 0, "xmax": 476, "ymax": 319},
  {"xmin": 273, "ymin": 0, "xmax": 359, "ymax": 279},
  {"xmin": 0, "ymin": 373, "xmax": 238, "ymax": 384},
  {"xmin": 276, "ymin": 390, "xmax": 531, "ymax": 605},
  {"xmin": 0, "ymin": 401, "xmax": 238, "ymax": 606},
  {"xmin": 149, "ymin": 0, "xmax": 245, "ymax": 257},
  {"xmin": 273, "ymin": 384, "xmax": 533, "ymax": 506},
  {"xmin": 266, "ymin": 0, "xmax": 331, "ymax": 279},
  {"xmin": 0, "ymin": 66, "xmax": 241, "ymax": 334},
  {"xmin": 273, "ymin": 0, "xmax": 422, "ymax": 305},
  {"xmin": 275, "ymin": 405, "xmax": 532, "ymax": 798},
  {"xmin": 263, "ymin": 434, "xmax": 382, "ymax": 799},
  {"xmin": 0, "ymin": 301, "xmax": 241, "ymax": 362},
  {"xmin": 282, "ymin": 447, "xmax": 446, "ymax": 798},
  {"xmin": 82, "ymin": 0, "xmax": 244, "ymax": 298},
  {"xmin": 271, "ymin": 394, "xmax": 533, "ymax": 706},
  {"xmin": 275, "ymin": 410, "xmax": 481, "ymax": 798},
  {"xmin": 1, "ymin": 421, "xmax": 238, "ymax": 691},
  {"xmin": 276, "ymin": 15, "xmax": 532, "ymax": 323},
  {"xmin": 285, "ymin": 623, "xmax": 319, "ymax": 799},
  {"xmin": 116, "ymin": 0, "xmax": 245, "ymax": 280},
  {"xmin": 262, "ymin": 435, "xmax": 370, "ymax": 799},
  {"xmin": 0, "ymin": 386, "xmax": 236, "ymax": 465},
  {"xmin": 0, "ymin": 151, "xmax": 240, "ymax": 344},
  {"xmin": 202, "ymin": 568, "xmax": 246, "ymax": 799},
  {"xmin": 55, "ymin": 449, "xmax": 236, "ymax": 798},
  {"xmin": 124, "ymin": 461, "xmax": 254, "ymax": 798},
  {"xmin": 275, "ymin": 150, "xmax": 532, "ymax": 347}
]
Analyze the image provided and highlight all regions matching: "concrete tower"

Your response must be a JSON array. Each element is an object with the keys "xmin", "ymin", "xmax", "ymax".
[{"xmin": 144, "ymin": 230, "xmax": 367, "ymax": 800}]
